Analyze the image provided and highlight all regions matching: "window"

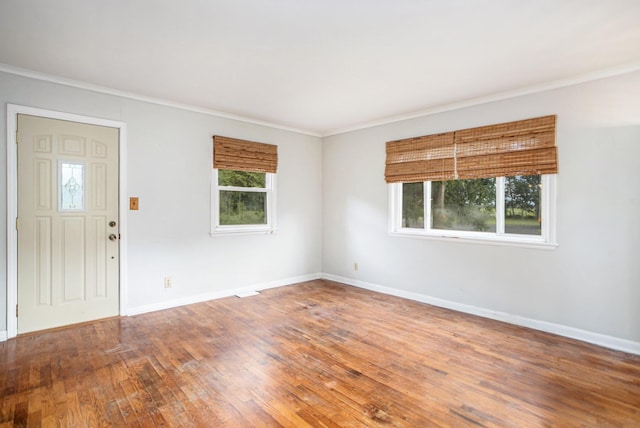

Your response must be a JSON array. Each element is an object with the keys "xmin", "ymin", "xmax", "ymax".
[
  {"xmin": 390, "ymin": 174, "xmax": 555, "ymax": 245},
  {"xmin": 211, "ymin": 136, "xmax": 277, "ymax": 235},
  {"xmin": 212, "ymin": 169, "xmax": 276, "ymax": 234},
  {"xmin": 386, "ymin": 115, "xmax": 558, "ymax": 246}
]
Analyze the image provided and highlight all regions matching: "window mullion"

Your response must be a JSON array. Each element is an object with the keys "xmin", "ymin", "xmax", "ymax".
[
  {"xmin": 496, "ymin": 177, "xmax": 505, "ymax": 235},
  {"xmin": 424, "ymin": 181, "xmax": 431, "ymax": 231}
]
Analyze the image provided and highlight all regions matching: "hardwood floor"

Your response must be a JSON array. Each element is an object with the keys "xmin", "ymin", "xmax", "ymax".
[{"xmin": 1, "ymin": 279, "xmax": 639, "ymax": 427}]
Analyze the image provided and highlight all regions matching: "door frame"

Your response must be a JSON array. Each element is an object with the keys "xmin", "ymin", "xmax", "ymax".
[{"xmin": 6, "ymin": 104, "xmax": 128, "ymax": 339}]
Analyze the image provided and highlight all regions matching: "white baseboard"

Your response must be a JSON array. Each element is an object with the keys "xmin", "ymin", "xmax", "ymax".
[
  {"xmin": 127, "ymin": 273, "xmax": 322, "ymax": 316},
  {"xmin": 0, "ymin": 330, "xmax": 7, "ymax": 342},
  {"xmin": 321, "ymin": 273, "xmax": 640, "ymax": 356}
]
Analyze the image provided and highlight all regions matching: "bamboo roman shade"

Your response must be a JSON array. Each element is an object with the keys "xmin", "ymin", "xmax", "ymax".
[
  {"xmin": 213, "ymin": 135, "xmax": 278, "ymax": 173},
  {"xmin": 455, "ymin": 115, "xmax": 557, "ymax": 179},
  {"xmin": 384, "ymin": 115, "xmax": 557, "ymax": 183},
  {"xmin": 385, "ymin": 132, "xmax": 455, "ymax": 183}
]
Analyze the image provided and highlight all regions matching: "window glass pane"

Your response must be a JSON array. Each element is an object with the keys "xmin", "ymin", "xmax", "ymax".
[
  {"xmin": 218, "ymin": 170, "xmax": 266, "ymax": 188},
  {"xmin": 431, "ymin": 178, "xmax": 496, "ymax": 232},
  {"xmin": 402, "ymin": 182, "xmax": 424, "ymax": 228},
  {"xmin": 60, "ymin": 162, "xmax": 85, "ymax": 211},
  {"xmin": 505, "ymin": 175, "xmax": 542, "ymax": 235},
  {"xmin": 219, "ymin": 191, "xmax": 267, "ymax": 225}
]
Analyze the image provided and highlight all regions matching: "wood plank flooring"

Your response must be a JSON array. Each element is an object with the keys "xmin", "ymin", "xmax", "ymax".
[{"xmin": 1, "ymin": 279, "xmax": 639, "ymax": 427}]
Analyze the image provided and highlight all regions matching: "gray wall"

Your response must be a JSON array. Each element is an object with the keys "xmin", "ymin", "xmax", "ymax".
[
  {"xmin": 323, "ymin": 71, "xmax": 640, "ymax": 344},
  {"xmin": 3, "ymin": 68, "xmax": 640, "ymax": 349},
  {"xmin": 1, "ymin": 71, "xmax": 323, "ymax": 331}
]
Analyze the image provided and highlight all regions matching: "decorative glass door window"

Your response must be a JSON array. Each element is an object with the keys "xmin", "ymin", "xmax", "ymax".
[{"xmin": 59, "ymin": 161, "xmax": 85, "ymax": 211}]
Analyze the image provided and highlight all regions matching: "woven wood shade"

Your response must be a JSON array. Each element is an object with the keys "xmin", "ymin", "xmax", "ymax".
[
  {"xmin": 213, "ymin": 135, "xmax": 277, "ymax": 173},
  {"xmin": 385, "ymin": 132, "xmax": 455, "ymax": 183},
  {"xmin": 384, "ymin": 115, "xmax": 557, "ymax": 183},
  {"xmin": 455, "ymin": 115, "xmax": 557, "ymax": 179}
]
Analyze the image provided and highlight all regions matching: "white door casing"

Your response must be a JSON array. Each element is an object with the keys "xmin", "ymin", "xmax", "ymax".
[{"xmin": 6, "ymin": 105, "xmax": 128, "ymax": 338}]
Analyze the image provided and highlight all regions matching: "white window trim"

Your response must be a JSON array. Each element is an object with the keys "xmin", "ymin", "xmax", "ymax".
[
  {"xmin": 210, "ymin": 169, "xmax": 277, "ymax": 236},
  {"xmin": 388, "ymin": 175, "xmax": 557, "ymax": 249}
]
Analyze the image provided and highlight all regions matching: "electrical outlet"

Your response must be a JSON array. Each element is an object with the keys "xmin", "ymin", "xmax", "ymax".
[
  {"xmin": 354, "ymin": 262, "xmax": 359, "ymax": 271},
  {"xmin": 164, "ymin": 276, "xmax": 172, "ymax": 288}
]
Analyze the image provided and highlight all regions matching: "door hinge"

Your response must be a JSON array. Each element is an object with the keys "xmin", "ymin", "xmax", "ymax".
[
  {"xmin": 16, "ymin": 129, "xmax": 18, "ymax": 144},
  {"xmin": 16, "ymin": 304, "xmax": 18, "ymax": 317},
  {"xmin": 16, "ymin": 217, "xmax": 19, "ymax": 231}
]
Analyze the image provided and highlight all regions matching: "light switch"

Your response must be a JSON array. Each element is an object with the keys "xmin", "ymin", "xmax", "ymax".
[{"xmin": 130, "ymin": 197, "xmax": 139, "ymax": 210}]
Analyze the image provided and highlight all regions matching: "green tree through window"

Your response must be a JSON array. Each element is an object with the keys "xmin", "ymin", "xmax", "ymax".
[
  {"xmin": 432, "ymin": 178, "xmax": 496, "ymax": 232},
  {"xmin": 505, "ymin": 175, "xmax": 541, "ymax": 235},
  {"xmin": 393, "ymin": 174, "xmax": 549, "ymax": 241},
  {"xmin": 218, "ymin": 170, "xmax": 268, "ymax": 226}
]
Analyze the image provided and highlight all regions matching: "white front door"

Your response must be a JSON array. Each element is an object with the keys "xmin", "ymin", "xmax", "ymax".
[{"xmin": 17, "ymin": 114, "xmax": 120, "ymax": 334}]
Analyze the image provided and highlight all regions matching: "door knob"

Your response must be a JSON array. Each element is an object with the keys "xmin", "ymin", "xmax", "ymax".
[{"xmin": 108, "ymin": 234, "xmax": 118, "ymax": 241}]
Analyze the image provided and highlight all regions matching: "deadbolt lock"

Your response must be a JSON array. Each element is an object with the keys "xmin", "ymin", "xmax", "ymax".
[{"xmin": 109, "ymin": 221, "xmax": 117, "ymax": 227}]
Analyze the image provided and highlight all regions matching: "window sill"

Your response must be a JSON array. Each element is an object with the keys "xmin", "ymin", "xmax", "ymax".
[
  {"xmin": 388, "ymin": 230, "xmax": 557, "ymax": 250},
  {"xmin": 210, "ymin": 226, "xmax": 277, "ymax": 237}
]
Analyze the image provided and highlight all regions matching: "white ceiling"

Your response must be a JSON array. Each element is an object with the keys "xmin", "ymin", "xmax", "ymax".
[{"xmin": 1, "ymin": 0, "xmax": 640, "ymax": 136}]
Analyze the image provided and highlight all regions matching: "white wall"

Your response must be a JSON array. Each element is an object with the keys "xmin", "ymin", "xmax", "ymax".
[
  {"xmin": 0, "ymin": 71, "xmax": 323, "ymax": 331},
  {"xmin": 323, "ymin": 71, "xmax": 640, "ymax": 345},
  {"xmin": 3, "ymin": 67, "xmax": 640, "ymax": 351}
]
